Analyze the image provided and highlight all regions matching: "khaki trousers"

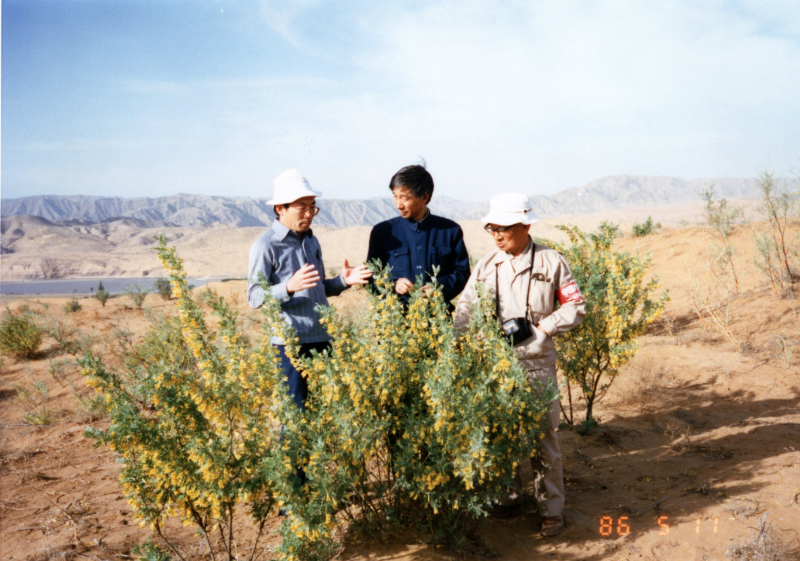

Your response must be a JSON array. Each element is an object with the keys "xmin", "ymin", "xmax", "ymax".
[{"xmin": 496, "ymin": 365, "xmax": 565, "ymax": 517}]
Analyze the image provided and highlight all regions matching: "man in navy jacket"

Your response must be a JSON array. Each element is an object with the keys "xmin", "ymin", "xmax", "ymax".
[{"xmin": 366, "ymin": 165, "xmax": 470, "ymax": 309}]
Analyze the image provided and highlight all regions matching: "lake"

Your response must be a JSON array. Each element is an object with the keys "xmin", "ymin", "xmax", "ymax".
[{"xmin": 0, "ymin": 277, "xmax": 220, "ymax": 296}]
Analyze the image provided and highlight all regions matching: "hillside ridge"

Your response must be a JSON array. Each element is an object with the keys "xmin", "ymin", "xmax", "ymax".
[{"xmin": 2, "ymin": 175, "xmax": 759, "ymax": 228}]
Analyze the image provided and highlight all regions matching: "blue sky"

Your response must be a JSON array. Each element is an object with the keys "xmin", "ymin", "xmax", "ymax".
[{"xmin": 2, "ymin": 0, "xmax": 799, "ymax": 201}]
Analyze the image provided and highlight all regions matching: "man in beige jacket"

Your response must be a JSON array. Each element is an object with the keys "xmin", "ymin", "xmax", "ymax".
[{"xmin": 454, "ymin": 192, "xmax": 586, "ymax": 536}]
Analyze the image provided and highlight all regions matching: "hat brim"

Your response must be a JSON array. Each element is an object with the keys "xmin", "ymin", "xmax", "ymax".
[
  {"xmin": 267, "ymin": 186, "xmax": 323, "ymax": 206},
  {"xmin": 481, "ymin": 209, "xmax": 539, "ymax": 226}
]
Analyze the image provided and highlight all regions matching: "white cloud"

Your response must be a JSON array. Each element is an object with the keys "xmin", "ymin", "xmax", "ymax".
[{"xmin": 287, "ymin": 0, "xmax": 800, "ymax": 197}]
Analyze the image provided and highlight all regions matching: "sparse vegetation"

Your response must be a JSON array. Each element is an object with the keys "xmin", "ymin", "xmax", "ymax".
[
  {"xmin": 0, "ymin": 308, "xmax": 42, "ymax": 359},
  {"xmin": 95, "ymin": 281, "xmax": 110, "ymax": 306},
  {"xmin": 63, "ymin": 298, "xmax": 82, "ymax": 314},
  {"xmin": 725, "ymin": 514, "xmax": 794, "ymax": 561},
  {"xmin": 125, "ymin": 284, "xmax": 150, "ymax": 309},
  {"xmin": 37, "ymin": 313, "xmax": 94, "ymax": 355},
  {"xmin": 750, "ymin": 171, "xmax": 800, "ymax": 297},
  {"xmin": 14, "ymin": 379, "xmax": 53, "ymax": 425},
  {"xmin": 701, "ymin": 187, "xmax": 743, "ymax": 294},
  {"xmin": 632, "ymin": 216, "xmax": 661, "ymax": 237},
  {"xmin": 689, "ymin": 187, "xmax": 748, "ymax": 350}
]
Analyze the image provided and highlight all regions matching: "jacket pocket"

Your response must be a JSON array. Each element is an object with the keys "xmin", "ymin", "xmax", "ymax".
[
  {"xmin": 388, "ymin": 247, "xmax": 411, "ymax": 278},
  {"xmin": 530, "ymin": 276, "xmax": 556, "ymax": 314},
  {"xmin": 431, "ymin": 246, "xmax": 455, "ymax": 271}
]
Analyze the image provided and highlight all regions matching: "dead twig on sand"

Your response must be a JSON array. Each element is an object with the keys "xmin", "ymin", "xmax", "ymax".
[{"xmin": 616, "ymin": 497, "xmax": 666, "ymax": 518}]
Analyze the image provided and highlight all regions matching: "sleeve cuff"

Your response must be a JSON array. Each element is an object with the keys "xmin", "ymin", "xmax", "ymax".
[
  {"xmin": 538, "ymin": 317, "xmax": 556, "ymax": 337},
  {"xmin": 271, "ymin": 282, "xmax": 290, "ymax": 303}
]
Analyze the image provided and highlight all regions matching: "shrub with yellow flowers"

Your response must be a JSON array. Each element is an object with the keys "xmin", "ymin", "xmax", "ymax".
[
  {"xmin": 275, "ymin": 264, "xmax": 554, "ymax": 550},
  {"xmin": 80, "ymin": 235, "xmax": 286, "ymax": 561},
  {"xmin": 538, "ymin": 223, "xmax": 669, "ymax": 425},
  {"xmin": 81, "ymin": 236, "xmax": 554, "ymax": 560}
]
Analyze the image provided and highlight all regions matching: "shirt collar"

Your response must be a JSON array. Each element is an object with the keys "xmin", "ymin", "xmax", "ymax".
[
  {"xmin": 501, "ymin": 238, "xmax": 534, "ymax": 269},
  {"xmin": 272, "ymin": 219, "xmax": 312, "ymax": 241}
]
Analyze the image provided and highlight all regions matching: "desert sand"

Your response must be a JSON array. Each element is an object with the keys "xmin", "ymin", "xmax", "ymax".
[{"xmin": 1, "ymin": 214, "xmax": 799, "ymax": 560}]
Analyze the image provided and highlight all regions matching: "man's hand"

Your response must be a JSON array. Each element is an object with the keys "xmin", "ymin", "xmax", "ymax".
[
  {"xmin": 342, "ymin": 259, "xmax": 372, "ymax": 286},
  {"xmin": 287, "ymin": 263, "xmax": 320, "ymax": 294},
  {"xmin": 395, "ymin": 278, "xmax": 414, "ymax": 295}
]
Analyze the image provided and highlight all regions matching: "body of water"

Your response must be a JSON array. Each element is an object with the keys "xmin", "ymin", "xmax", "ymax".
[{"xmin": 0, "ymin": 277, "xmax": 219, "ymax": 296}]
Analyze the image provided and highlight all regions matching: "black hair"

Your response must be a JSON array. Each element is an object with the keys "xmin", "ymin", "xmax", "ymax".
[{"xmin": 389, "ymin": 164, "xmax": 434, "ymax": 200}]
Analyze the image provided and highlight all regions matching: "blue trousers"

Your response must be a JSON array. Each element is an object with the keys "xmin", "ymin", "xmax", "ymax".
[
  {"xmin": 274, "ymin": 341, "xmax": 330, "ymax": 410},
  {"xmin": 274, "ymin": 341, "xmax": 330, "ymax": 489}
]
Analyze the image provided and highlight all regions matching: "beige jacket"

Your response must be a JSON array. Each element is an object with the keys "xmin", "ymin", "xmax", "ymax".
[{"xmin": 454, "ymin": 239, "xmax": 586, "ymax": 370}]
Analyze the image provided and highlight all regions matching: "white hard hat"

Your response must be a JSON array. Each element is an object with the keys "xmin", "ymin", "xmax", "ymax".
[
  {"xmin": 267, "ymin": 169, "xmax": 322, "ymax": 205},
  {"xmin": 481, "ymin": 192, "xmax": 540, "ymax": 226}
]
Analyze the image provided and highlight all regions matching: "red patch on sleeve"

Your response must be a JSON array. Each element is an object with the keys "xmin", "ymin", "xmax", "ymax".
[{"xmin": 557, "ymin": 281, "xmax": 583, "ymax": 304}]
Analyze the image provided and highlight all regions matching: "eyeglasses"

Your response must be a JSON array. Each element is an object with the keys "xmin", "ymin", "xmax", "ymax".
[
  {"xmin": 484, "ymin": 224, "xmax": 517, "ymax": 234},
  {"xmin": 287, "ymin": 205, "xmax": 320, "ymax": 216}
]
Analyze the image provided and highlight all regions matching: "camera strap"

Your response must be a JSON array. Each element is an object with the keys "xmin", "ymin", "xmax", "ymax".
[{"xmin": 494, "ymin": 241, "xmax": 536, "ymax": 321}]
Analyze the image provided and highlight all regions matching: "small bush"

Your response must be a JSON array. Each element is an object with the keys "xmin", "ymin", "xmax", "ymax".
[
  {"xmin": 125, "ymin": 285, "xmax": 150, "ymax": 309},
  {"xmin": 37, "ymin": 314, "xmax": 93, "ymax": 355},
  {"xmin": 63, "ymin": 298, "xmax": 82, "ymax": 314},
  {"xmin": 0, "ymin": 309, "xmax": 42, "ymax": 359},
  {"xmin": 543, "ymin": 223, "xmax": 669, "ymax": 423},
  {"xmin": 132, "ymin": 539, "xmax": 172, "ymax": 561},
  {"xmin": 632, "ymin": 216, "xmax": 660, "ymax": 237},
  {"xmin": 725, "ymin": 515, "xmax": 794, "ymax": 561},
  {"xmin": 154, "ymin": 278, "xmax": 172, "ymax": 300},
  {"xmin": 95, "ymin": 282, "xmax": 110, "ymax": 307},
  {"xmin": 15, "ymin": 380, "xmax": 52, "ymax": 425}
]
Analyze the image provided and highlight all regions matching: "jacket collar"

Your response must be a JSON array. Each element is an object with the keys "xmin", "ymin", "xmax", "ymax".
[
  {"xmin": 489, "ymin": 237, "xmax": 535, "ymax": 275},
  {"xmin": 403, "ymin": 210, "xmax": 431, "ymax": 232}
]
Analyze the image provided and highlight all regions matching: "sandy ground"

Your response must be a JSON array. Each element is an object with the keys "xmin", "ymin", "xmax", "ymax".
[{"xmin": 1, "ymin": 221, "xmax": 799, "ymax": 560}]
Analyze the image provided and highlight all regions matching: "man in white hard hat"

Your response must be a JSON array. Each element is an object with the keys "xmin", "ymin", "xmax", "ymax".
[
  {"xmin": 454, "ymin": 192, "xmax": 586, "ymax": 536},
  {"xmin": 248, "ymin": 169, "xmax": 372, "ymax": 422}
]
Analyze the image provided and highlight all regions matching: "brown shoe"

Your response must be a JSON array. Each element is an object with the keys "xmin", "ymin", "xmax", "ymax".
[{"xmin": 541, "ymin": 515, "xmax": 564, "ymax": 536}]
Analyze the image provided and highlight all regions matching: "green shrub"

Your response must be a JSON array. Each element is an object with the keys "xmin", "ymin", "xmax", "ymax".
[
  {"xmin": 750, "ymin": 171, "xmax": 799, "ymax": 296},
  {"xmin": 63, "ymin": 298, "xmax": 82, "ymax": 314},
  {"xmin": 154, "ymin": 278, "xmax": 172, "ymax": 300},
  {"xmin": 125, "ymin": 285, "xmax": 150, "ymax": 309},
  {"xmin": 631, "ymin": 216, "xmax": 660, "ymax": 237},
  {"xmin": 0, "ymin": 309, "xmax": 42, "ymax": 359},
  {"xmin": 539, "ymin": 223, "xmax": 669, "ymax": 423},
  {"xmin": 95, "ymin": 281, "xmax": 110, "ymax": 307},
  {"xmin": 271, "ymin": 265, "xmax": 553, "ymax": 554},
  {"xmin": 132, "ymin": 539, "xmax": 172, "ymax": 561}
]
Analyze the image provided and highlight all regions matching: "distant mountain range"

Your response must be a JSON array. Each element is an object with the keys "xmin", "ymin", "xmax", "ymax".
[{"xmin": 2, "ymin": 175, "xmax": 759, "ymax": 228}]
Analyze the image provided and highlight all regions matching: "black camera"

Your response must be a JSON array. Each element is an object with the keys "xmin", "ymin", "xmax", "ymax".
[{"xmin": 501, "ymin": 317, "xmax": 534, "ymax": 346}]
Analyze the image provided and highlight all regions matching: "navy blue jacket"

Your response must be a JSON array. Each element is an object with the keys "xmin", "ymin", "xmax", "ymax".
[{"xmin": 366, "ymin": 214, "xmax": 471, "ymax": 306}]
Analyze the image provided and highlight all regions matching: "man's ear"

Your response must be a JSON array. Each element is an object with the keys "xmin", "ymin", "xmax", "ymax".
[{"xmin": 523, "ymin": 224, "xmax": 531, "ymax": 234}]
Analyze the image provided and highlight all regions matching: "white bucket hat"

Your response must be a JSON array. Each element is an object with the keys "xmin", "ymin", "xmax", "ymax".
[
  {"xmin": 481, "ymin": 192, "xmax": 540, "ymax": 226},
  {"xmin": 267, "ymin": 169, "xmax": 322, "ymax": 205}
]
